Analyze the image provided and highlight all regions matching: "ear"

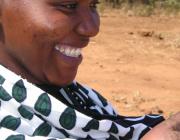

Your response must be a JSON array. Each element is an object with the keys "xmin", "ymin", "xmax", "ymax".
[{"xmin": 0, "ymin": 0, "xmax": 5, "ymax": 43}]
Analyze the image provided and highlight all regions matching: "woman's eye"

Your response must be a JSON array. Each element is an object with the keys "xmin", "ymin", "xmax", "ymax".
[
  {"xmin": 50, "ymin": 1, "xmax": 100, "ymax": 12},
  {"xmin": 61, "ymin": 3, "xmax": 78, "ymax": 9},
  {"xmin": 51, "ymin": 2, "xmax": 78, "ymax": 12}
]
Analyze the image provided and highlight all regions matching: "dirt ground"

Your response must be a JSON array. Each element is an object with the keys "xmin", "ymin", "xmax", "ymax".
[{"xmin": 77, "ymin": 10, "xmax": 180, "ymax": 118}]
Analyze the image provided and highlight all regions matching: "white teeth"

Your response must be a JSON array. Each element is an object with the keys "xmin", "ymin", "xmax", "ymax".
[
  {"xmin": 55, "ymin": 45, "xmax": 81, "ymax": 58},
  {"xmin": 55, "ymin": 46, "xmax": 60, "ymax": 51},
  {"xmin": 75, "ymin": 49, "xmax": 81, "ymax": 57},
  {"xmin": 70, "ymin": 49, "xmax": 76, "ymax": 56},
  {"xmin": 60, "ymin": 47, "xmax": 65, "ymax": 53},
  {"xmin": 65, "ymin": 47, "xmax": 71, "ymax": 56}
]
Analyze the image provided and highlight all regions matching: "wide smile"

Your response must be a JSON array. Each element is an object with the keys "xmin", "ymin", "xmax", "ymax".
[
  {"xmin": 54, "ymin": 44, "xmax": 84, "ymax": 66},
  {"xmin": 55, "ymin": 44, "xmax": 82, "ymax": 58}
]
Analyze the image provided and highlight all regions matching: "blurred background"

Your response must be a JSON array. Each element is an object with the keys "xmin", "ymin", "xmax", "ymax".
[
  {"xmin": 99, "ymin": 0, "xmax": 180, "ymax": 16},
  {"xmin": 77, "ymin": 0, "xmax": 180, "ymax": 118}
]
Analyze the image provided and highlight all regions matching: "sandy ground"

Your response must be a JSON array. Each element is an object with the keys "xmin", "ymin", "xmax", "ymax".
[{"xmin": 77, "ymin": 10, "xmax": 180, "ymax": 118}]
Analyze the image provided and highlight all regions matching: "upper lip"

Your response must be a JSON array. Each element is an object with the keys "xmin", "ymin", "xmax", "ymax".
[
  {"xmin": 57, "ymin": 38, "xmax": 90, "ymax": 49},
  {"xmin": 80, "ymin": 37, "xmax": 90, "ymax": 48}
]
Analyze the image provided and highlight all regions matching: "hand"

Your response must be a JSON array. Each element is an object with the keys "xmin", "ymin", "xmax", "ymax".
[{"xmin": 141, "ymin": 112, "xmax": 180, "ymax": 140}]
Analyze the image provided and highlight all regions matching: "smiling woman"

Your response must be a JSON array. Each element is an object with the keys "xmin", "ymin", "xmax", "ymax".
[
  {"xmin": 0, "ymin": 0, "xmax": 100, "ymax": 86},
  {"xmin": 0, "ymin": 0, "xmax": 175, "ymax": 140}
]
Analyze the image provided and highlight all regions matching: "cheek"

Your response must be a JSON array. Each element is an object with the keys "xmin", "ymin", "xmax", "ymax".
[
  {"xmin": 2, "ymin": 2, "xmax": 75, "ymax": 64},
  {"xmin": 27, "ymin": 16, "xmax": 74, "ymax": 49},
  {"xmin": 3, "ymin": 0, "xmax": 75, "ymax": 47},
  {"xmin": 44, "ymin": 13, "xmax": 74, "ymax": 41}
]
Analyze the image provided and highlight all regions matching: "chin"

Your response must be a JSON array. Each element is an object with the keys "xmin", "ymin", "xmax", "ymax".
[
  {"xmin": 43, "ymin": 66, "xmax": 78, "ymax": 86},
  {"xmin": 47, "ymin": 74, "xmax": 76, "ymax": 87},
  {"xmin": 58, "ymin": 78, "xmax": 75, "ymax": 86}
]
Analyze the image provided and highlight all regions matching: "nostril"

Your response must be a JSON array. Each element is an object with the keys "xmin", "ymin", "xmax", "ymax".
[{"xmin": 77, "ymin": 23, "xmax": 99, "ymax": 37}]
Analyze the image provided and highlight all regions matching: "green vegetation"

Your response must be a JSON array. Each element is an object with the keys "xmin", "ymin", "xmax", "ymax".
[{"xmin": 99, "ymin": 0, "xmax": 180, "ymax": 16}]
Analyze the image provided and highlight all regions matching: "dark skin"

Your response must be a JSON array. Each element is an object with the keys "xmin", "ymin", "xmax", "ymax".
[
  {"xmin": 0, "ymin": 0, "xmax": 179, "ymax": 139},
  {"xmin": 0, "ymin": 0, "xmax": 100, "ymax": 86}
]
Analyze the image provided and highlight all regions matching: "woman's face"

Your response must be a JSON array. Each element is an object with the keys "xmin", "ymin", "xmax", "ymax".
[{"xmin": 0, "ymin": 0, "xmax": 100, "ymax": 86}]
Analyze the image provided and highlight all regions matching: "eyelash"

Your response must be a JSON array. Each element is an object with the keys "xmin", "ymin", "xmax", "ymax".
[
  {"xmin": 55, "ymin": 1, "xmax": 100, "ymax": 11},
  {"xmin": 60, "ymin": 3, "xmax": 77, "ymax": 9}
]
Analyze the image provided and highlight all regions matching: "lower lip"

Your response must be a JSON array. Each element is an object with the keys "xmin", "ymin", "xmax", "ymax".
[{"xmin": 54, "ymin": 49, "xmax": 83, "ymax": 67}]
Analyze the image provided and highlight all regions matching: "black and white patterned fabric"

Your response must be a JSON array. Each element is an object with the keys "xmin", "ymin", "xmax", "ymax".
[{"xmin": 0, "ymin": 64, "xmax": 164, "ymax": 140}]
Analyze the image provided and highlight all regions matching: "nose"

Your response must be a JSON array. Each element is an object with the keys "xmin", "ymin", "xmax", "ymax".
[{"xmin": 76, "ymin": 9, "xmax": 100, "ymax": 38}]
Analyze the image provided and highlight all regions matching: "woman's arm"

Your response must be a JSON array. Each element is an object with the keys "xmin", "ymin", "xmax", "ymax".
[{"xmin": 141, "ymin": 112, "xmax": 180, "ymax": 140}]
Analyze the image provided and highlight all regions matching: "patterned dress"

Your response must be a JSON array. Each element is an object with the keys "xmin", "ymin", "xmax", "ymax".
[{"xmin": 0, "ymin": 65, "xmax": 164, "ymax": 140}]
